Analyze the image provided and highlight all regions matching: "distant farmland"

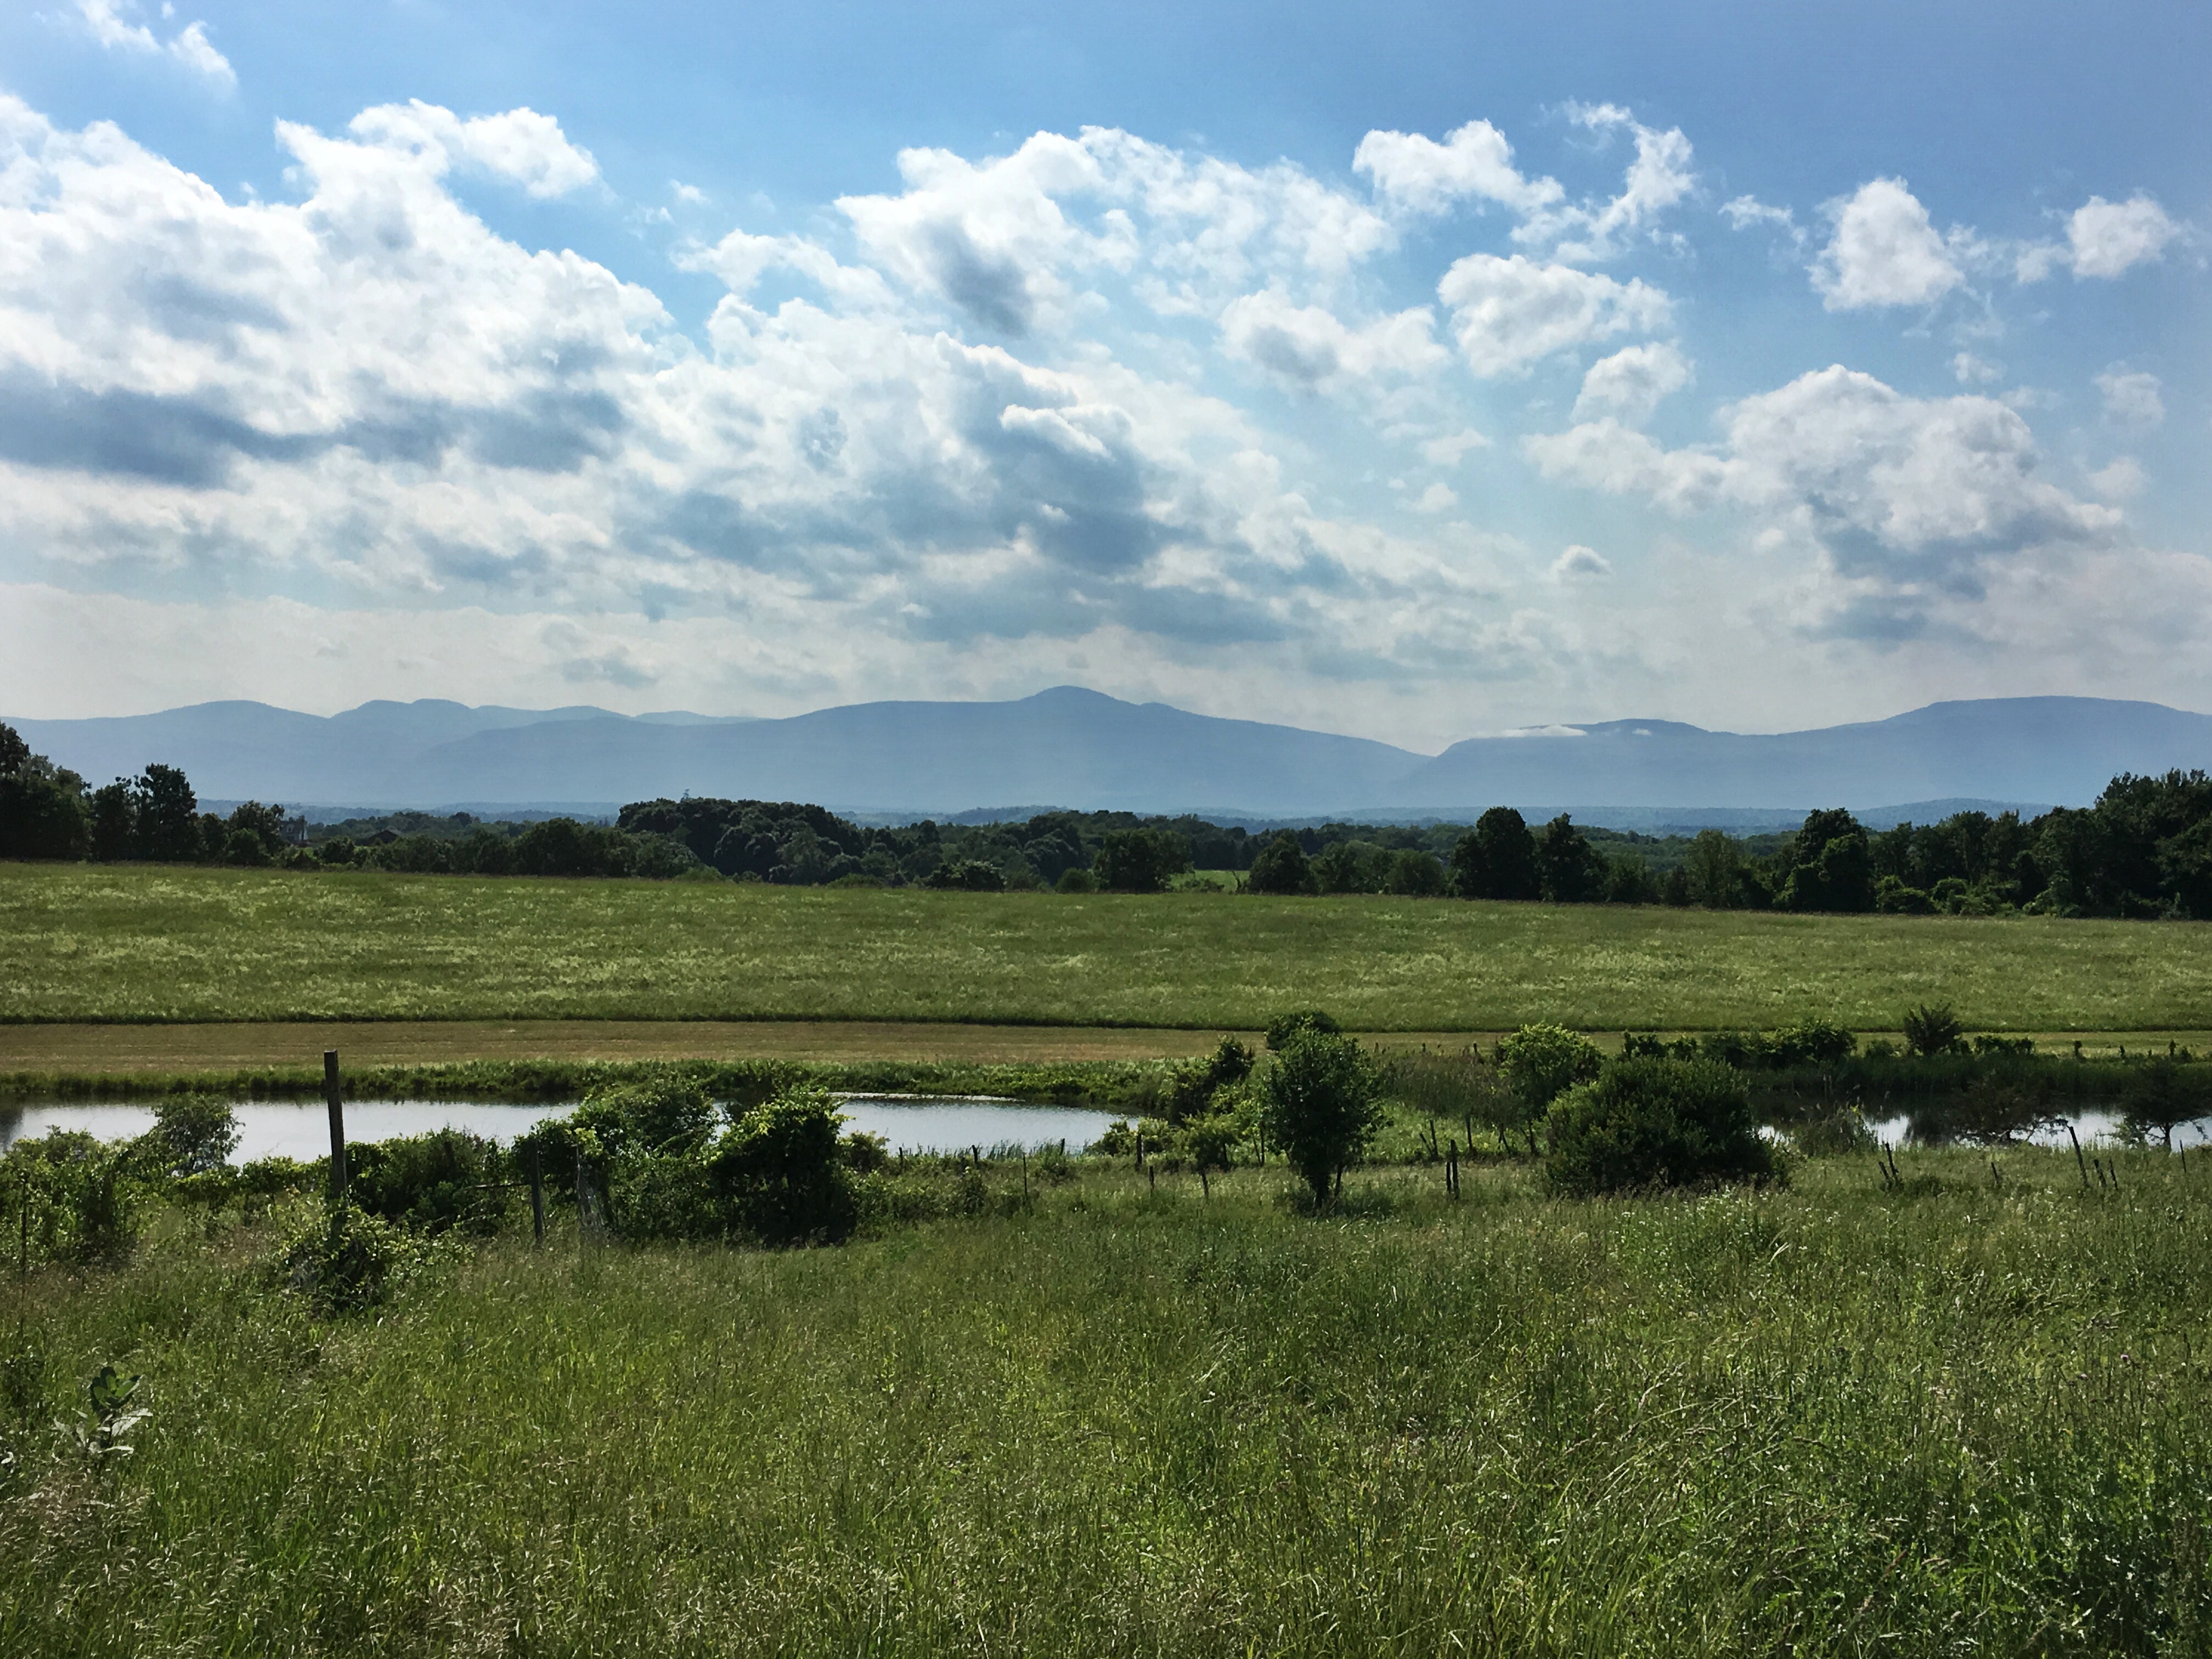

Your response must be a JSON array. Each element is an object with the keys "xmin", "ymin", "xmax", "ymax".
[{"xmin": 3, "ymin": 863, "xmax": 2208, "ymax": 1032}]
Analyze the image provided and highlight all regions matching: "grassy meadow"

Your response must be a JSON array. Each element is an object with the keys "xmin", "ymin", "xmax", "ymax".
[
  {"xmin": 2, "ymin": 1150, "xmax": 2207, "ymax": 1656},
  {"xmin": 5, "ymin": 861, "xmax": 2211, "ymax": 1031}
]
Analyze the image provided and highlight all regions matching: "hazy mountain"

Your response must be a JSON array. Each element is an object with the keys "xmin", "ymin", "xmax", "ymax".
[
  {"xmin": 5, "ymin": 690, "xmax": 2207, "ymax": 821},
  {"xmin": 1390, "ymin": 698, "xmax": 2212, "ymax": 812}
]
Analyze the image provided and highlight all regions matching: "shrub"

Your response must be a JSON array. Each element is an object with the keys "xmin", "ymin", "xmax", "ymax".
[
  {"xmin": 708, "ymin": 1085, "xmax": 857, "ymax": 1245},
  {"xmin": 1, "ymin": 1131, "xmax": 142, "ymax": 1263},
  {"xmin": 1265, "ymin": 1009, "xmax": 1342, "ymax": 1049},
  {"xmin": 1543, "ymin": 1057, "xmax": 1785, "ymax": 1195},
  {"xmin": 1165, "ymin": 1035, "xmax": 1255, "ymax": 1121},
  {"xmin": 347, "ymin": 1128, "xmax": 511, "ymax": 1235},
  {"xmin": 1902, "ymin": 1002, "xmax": 1967, "ymax": 1057},
  {"xmin": 924, "ymin": 859, "xmax": 1008, "ymax": 892},
  {"xmin": 271, "ymin": 1204, "xmax": 447, "ymax": 1312},
  {"xmin": 1876, "ymin": 874, "xmax": 1937, "ymax": 914},
  {"xmin": 1259, "ymin": 1028, "xmax": 1383, "ymax": 1205},
  {"xmin": 1768, "ymin": 1019, "xmax": 1857, "ymax": 1067},
  {"xmin": 1497, "ymin": 1023, "xmax": 1603, "ymax": 1111},
  {"xmin": 1054, "ymin": 867, "xmax": 1099, "ymax": 894},
  {"xmin": 138, "ymin": 1093, "xmax": 240, "ymax": 1176}
]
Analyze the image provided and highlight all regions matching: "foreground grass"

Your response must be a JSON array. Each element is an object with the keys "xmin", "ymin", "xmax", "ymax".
[
  {"xmin": 7, "ymin": 862, "xmax": 2212, "ymax": 1030},
  {"xmin": 2, "ymin": 1153, "xmax": 2207, "ymax": 1655}
]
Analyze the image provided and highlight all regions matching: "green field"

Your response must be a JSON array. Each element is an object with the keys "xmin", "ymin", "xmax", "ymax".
[
  {"xmin": 3, "ymin": 1152, "xmax": 2205, "ymax": 1655},
  {"xmin": 3, "ymin": 862, "xmax": 2209, "ymax": 1031}
]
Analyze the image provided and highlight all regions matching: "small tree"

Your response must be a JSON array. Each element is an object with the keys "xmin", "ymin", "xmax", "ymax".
[
  {"xmin": 1382, "ymin": 847, "xmax": 1445, "ymax": 896},
  {"xmin": 1096, "ymin": 828, "xmax": 1190, "ymax": 893},
  {"xmin": 1259, "ymin": 1028, "xmax": 1383, "ymax": 1205},
  {"xmin": 1780, "ymin": 810, "xmax": 1876, "ymax": 913},
  {"xmin": 1494, "ymin": 1023, "xmax": 1603, "ymax": 1151},
  {"xmin": 1535, "ymin": 815, "xmax": 1602, "ymax": 903},
  {"xmin": 2121, "ymin": 1057, "xmax": 2211, "ymax": 1150},
  {"xmin": 140, "ymin": 1093, "xmax": 240, "ymax": 1176},
  {"xmin": 131, "ymin": 764, "xmax": 201, "ymax": 861},
  {"xmin": 1247, "ymin": 832, "xmax": 1312, "ymax": 895},
  {"xmin": 1901, "ymin": 1002, "xmax": 1967, "ymax": 1057}
]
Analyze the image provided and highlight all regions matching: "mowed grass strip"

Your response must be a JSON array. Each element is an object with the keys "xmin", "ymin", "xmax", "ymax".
[{"xmin": 2, "ymin": 861, "xmax": 2208, "ymax": 1030}]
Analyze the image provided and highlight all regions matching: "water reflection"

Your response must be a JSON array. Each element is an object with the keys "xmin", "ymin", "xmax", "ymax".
[{"xmin": 0, "ymin": 1094, "xmax": 1121, "ymax": 1163}]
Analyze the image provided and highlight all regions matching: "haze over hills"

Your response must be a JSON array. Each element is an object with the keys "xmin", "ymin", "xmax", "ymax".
[{"xmin": 7, "ymin": 690, "xmax": 2209, "ymax": 822}]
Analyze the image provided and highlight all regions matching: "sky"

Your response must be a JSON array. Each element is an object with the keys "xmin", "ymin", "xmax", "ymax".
[{"xmin": 0, "ymin": 0, "xmax": 2204, "ymax": 748}]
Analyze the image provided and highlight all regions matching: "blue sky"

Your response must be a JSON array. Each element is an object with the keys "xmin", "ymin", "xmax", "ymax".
[{"xmin": 0, "ymin": 0, "xmax": 2203, "ymax": 746}]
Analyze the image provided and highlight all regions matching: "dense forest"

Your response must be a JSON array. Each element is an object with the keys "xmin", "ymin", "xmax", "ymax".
[{"xmin": 7, "ymin": 720, "xmax": 2212, "ymax": 917}]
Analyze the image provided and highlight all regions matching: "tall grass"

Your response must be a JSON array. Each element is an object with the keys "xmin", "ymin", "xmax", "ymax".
[
  {"xmin": 7, "ymin": 862, "xmax": 2212, "ymax": 1030},
  {"xmin": 1, "ymin": 1150, "xmax": 2205, "ymax": 1654}
]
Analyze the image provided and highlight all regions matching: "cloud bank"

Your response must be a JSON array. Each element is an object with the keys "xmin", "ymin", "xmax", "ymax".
[{"xmin": 0, "ymin": 93, "xmax": 2200, "ymax": 739}]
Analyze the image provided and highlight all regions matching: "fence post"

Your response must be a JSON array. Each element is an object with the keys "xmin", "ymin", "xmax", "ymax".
[
  {"xmin": 528, "ymin": 1142, "xmax": 546, "ymax": 1245},
  {"xmin": 575, "ymin": 1156, "xmax": 606, "ymax": 1245},
  {"xmin": 324, "ymin": 1049, "xmax": 347, "ymax": 1205}
]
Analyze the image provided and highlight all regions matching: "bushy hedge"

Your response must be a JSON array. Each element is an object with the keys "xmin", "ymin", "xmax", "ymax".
[{"xmin": 1544, "ymin": 1057, "xmax": 1786, "ymax": 1195}]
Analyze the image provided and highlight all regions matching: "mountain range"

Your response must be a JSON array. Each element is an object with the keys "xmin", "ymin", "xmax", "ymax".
[{"xmin": 8, "ymin": 689, "xmax": 2210, "ymax": 823}]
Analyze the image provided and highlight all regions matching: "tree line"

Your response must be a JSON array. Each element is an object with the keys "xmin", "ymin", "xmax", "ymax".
[{"xmin": 8, "ymin": 720, "xmax": 2212, "ymax": 916}]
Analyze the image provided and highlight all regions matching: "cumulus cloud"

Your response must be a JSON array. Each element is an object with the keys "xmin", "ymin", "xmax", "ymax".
[
  {"xmin": 2096, "ymin": 368, "xmax": 2164, "ymax": 427},
  {"xmin": 1352, "ymin": 120, "xmax": 1563, "ymax": 219},
  {"xmin": 834, "ymin": 127, "xmax": 1397, "ymax": 338},
  {"xmin": 1418, "ymin": 428, "xmax": 1491, "ymax": 466},
  {"xmin": 0, "ymin": 96, "xmax": 1550, "ymax": 717},
  {"xmin": 1217, "ymin": 290, "xmax": 1444, "ymax": 390},
  {"xmin": 1435, "ymin": 254, "xmax": 1670, "ymax": 377},
  {"xmin": 2065, "ymin": 195, "xmax": 2181, "ymax": 279},
  {"xmin": 1552, "ymin": 544, "xmax": 1611, "ymax": 580},
  {"xmin": 1573, "ymin": 342, "xmax": 1692, "ymax": 424},
  {"xmin": 1951, "ymin": 352, "xmax": 2003, "ymax": 386},
  {"xmin": 1525, "ymin": 365, "xmax": 2124, "ymax": 631},
  {"xmin": 1356, "ymin": 106, "xmax": 1694, "ymax": 263},
  {"xmin": 1812, "ymin": 179, "xmax": 1963, "ymax": 310},
  {"xmin": 72, "ymin": 0, "xmax": 235, "ymax": 88}
]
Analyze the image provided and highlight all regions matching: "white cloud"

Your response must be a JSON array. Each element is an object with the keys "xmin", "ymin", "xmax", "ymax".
[
  {"xmin": 1435, "ymin": 254, "xmax": 1671, "ymax": 378},
  {"xmin": 1552, "ymin": 544, "xmax": 1611, "ymax": 580},
  {"xmin": 1573, "ymin": 342, "xmax": 1692, "ymax": 424},
  {"xmin": 2066, "ymin": 195, "xmax": 2181, "ymax": 279},
  {"xmin": 2085, "ymin": 458, "xmax": 2146, "ymax": 501},
  {"xmin": 1812, "ymin": 179, "xmax": 1963, "ymax": 310},
  {"xmin": 1418, "ymin": 428, "xmax": 1490, "ymax": 466},
  {"xmin": 0, "ymin": 96, "xmax": 1558, "ymax": 724},
  {"xmin": 72, "ymin": 0, "xmax": 234, "ymax": 88},
  {"xmin": 343, "ymin": 102, "xmax": 600, "ymax": 198},
  {"xmin": 1721, "ymin": 195, "xmax": 1794, "ymax": 232},
  {"xmin": 2096, "ymin": 368, "xmax": 2164, "ymax": 427},
  {"xmin": 1412, "ymin": 482, "xmax": 1458, "ymax": 513},
  {"xmin": 1525, "ymin": 365, "xmax": 2124, "ymax": 630},
  {"xmin": 1216, "ymin": 289, "xmax": 1444, "ymax": 390},
  {"xmin": 1551, "ymin": 105, "xmax": 1696, "ymax": 263},
  {"xmin": 1950, "ymin": 352, "xmax": 2002, "ymax": 385},
  {"xmin": 1355, "ymin": 107, "xmax": 1693, "ymax": 262},
  {"xmin": 834, "ymin": 128, "xmax": 1398, "ymax": 338},
  {"xmin": 1352, "ymin": 120, "xmax": 1564, "ymax": 219}
]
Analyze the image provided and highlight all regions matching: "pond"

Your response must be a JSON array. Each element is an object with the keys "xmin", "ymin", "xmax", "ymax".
[{"xmin": 0, "ymin": 1095, "xmax": 1125, "ymax": 1165}]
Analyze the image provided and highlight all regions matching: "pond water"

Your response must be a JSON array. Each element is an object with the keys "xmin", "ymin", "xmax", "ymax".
[{"xmin": 0, "ymin": 1094, "xmax": 1121, "ymax": 1164}]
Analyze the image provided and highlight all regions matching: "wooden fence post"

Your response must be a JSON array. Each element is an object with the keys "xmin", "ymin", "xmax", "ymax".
[
  {"xmin": 528, "ymin": 1142, "xmax": 546, "ymax": 1245},
  {"xmin": 575, "ymin": 1156, "xmax": 606, "ymax": 1245},
  {"xmin": 323, "ymin": 1049, "xmax": 347, "ymax": 1205}
]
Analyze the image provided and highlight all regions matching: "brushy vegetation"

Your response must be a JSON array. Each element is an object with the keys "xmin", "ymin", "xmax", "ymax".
[
  {"xmin": 0, "ymin": 1144, "xmax": 2207, "ymax": 1655},
  {"xmin": 10, "ymin": 862, "xmax": 2212, "ymax": 1030}
]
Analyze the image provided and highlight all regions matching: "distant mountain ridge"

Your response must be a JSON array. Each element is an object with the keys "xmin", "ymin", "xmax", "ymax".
[{"xmin": 7, "ymin": 689, "xmax": 2209, "ymax": 821}]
